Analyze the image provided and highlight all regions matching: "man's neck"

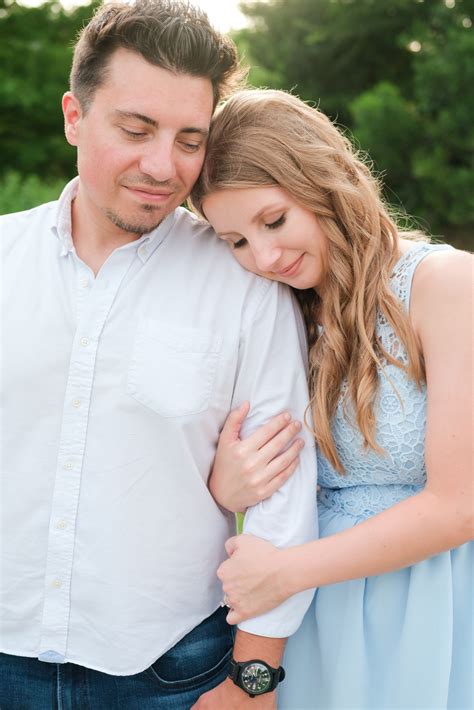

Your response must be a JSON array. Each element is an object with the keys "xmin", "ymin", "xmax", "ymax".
[{"xmin": 71, "ymin": 190, "xmax": 142, "ymax": 276}]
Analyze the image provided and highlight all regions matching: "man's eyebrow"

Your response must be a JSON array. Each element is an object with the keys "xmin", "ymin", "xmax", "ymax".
[
  {"xmin": 114, "ymin": 110, "xmax": 208, "ymax": 137},
  {"xmin": 115, "ymin": 110, "xmax": 158, "ymax": 127},
  {"xmin": 180, "ymin": 127, "xmax": 209, "ymax": 138}
]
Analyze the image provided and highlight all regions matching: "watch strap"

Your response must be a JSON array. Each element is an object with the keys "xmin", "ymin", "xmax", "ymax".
[{"xmin": 228, "ymin": 658, "xmax": 240, "ymax": 683}]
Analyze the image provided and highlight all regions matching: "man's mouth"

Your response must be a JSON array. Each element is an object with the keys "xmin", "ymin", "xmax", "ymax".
[{"xmin": 124, "ymin": 186, "xmax": 175, "ymax": 202}]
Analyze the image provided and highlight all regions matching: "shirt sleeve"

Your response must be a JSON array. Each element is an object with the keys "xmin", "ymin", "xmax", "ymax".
[{"xmin": 233, "ymin": 281, "xmax": 318, "ymax": 638}]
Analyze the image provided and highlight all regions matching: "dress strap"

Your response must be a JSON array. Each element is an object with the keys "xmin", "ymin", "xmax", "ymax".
[{"xmin": 390, "ymin": 242, "xmax": 454, "ymax": 312}]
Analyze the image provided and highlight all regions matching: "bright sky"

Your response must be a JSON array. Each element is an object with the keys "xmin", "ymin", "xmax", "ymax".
[
  {"xmin": 19, "ymin": 0, "xmax": 250, "ymax": 32},
  {"xmin": 192, "ymin": 0, "xmax": 249, "ymax": 32}
]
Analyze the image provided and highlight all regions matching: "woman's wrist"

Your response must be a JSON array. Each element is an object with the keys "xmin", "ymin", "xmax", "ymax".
[
  {"xmin": 279, "ymin": 542, "xmax": 319, "ymax": 598},
  {"xmin": 277, "ymin": 545, "xmax": 305, "ymax": 599}
]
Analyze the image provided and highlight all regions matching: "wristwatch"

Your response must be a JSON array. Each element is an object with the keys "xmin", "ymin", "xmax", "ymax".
[{"xmin": 228, "ymin": 657, "xmax": 286, "ymax": 698}]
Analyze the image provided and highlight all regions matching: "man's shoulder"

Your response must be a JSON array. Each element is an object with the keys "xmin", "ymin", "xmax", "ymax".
[
  {"xmin": 172, "ymin": 205, "xmax": 225, "ymax": 248},
  {"xmin": 0, "ymin": 200, "xmax": 58, "ymax": 264},
  {"xmin": 172, "ymin": 206, "xmax": 266, "ymax": 281},
  {"xmin": 0, "ymin": 199, "xmax": 57, "ymax": 236},
  {"xmin": 171, "ymin": 208, "xmax": 302, "ymax": 328}
]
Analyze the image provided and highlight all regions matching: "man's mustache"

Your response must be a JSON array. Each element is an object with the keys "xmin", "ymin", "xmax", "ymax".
[{"xmin": 122, "ymin": 175, "xmax": 180, "ymax": 190}]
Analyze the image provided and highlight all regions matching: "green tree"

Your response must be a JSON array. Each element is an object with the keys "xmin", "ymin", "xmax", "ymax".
[
  {"xmin": 0, "ymin": 0, "xmax": 98, "ymax": 178},
  {"xmin": 351, "ymin": 3, "xmax": 474, "ymax": 233},
  {"xmin": 235, "ymin": 0, "xmax": 433, "ymax": 123},
  {"xmin": 351, "ymin": 82, "xmax": 423, "ymax": 216},
  {"xmin": 235, "ymin": 0, "xmax": 473, "ymax": 243},
  {"xmin": 412, "ymin": 15, "xmax": 474, "ymax": 229}
]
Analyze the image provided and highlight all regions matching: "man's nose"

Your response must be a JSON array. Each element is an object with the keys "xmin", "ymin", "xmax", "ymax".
[{"xmin": 139, "ymin": 138, "xmax": 177, "ymax": 183}]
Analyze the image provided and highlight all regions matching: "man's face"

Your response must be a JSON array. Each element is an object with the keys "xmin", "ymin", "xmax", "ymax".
[{"xmin": 63, "ymin": 49, "xmax": 214, "ymax": 236}]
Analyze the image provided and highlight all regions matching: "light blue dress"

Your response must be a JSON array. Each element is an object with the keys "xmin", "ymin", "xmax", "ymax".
[{"xmin": 278, "ymin": 243, "xmax": 473, "ymax": 710}]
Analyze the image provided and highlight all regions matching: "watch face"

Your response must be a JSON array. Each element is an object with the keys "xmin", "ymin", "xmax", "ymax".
[{"xmin": 241, "ymin": 662, "xmax": 272, "ymax": 695}]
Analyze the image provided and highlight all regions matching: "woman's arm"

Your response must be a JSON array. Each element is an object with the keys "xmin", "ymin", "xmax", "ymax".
[{"xmin": 219, "ymin": 249, "xmax": 474, "ymax": 624}]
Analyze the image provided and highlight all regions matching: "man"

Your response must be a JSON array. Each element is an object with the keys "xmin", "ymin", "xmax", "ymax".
[{"xmin": 0, "ymin": 1, "xmax": 317, "ymax": 708}]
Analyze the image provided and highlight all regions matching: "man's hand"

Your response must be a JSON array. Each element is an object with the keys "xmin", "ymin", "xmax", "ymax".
[
  {"xmin": 190, "ymin": 677, "xmax": 276, "ymax": 709},
  {"xmin": 191, "ymin": 631, "xmax": 283, "ymax": 709}
]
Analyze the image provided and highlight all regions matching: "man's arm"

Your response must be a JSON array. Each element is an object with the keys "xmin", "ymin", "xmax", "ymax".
[
  {"xmin": 195, "ymin": 282, "xmax": 317, "ymax": 708},
  {"xmin": 194, "ymin": 282, "xmax": 317, "ymax": 707},
  {"xmin": 192, "ymin": 630, "xmax": 285, "ymax": 709},
  {"xmin": 235, "ymin": 281, "xmax": 318, "ymax": 637}
]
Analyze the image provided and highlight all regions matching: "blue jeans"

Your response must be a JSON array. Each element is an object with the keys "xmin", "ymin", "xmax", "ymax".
[{"xmin": 0, "ymin": 607, "xmax": 234, "ymax": 709}]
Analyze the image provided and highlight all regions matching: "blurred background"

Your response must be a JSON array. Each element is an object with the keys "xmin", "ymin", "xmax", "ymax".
[{"xmin": 0, "ymin": 0, "xmax": 472, "ymax": 248}]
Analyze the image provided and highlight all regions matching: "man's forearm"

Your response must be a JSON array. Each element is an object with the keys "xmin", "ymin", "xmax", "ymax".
[
  {"xmin": 233, "ymin": 629, "xmax": 286, "ymax": 666},
  {"xmin": 190, "ymin": 630, "xmax": 286, "ymax": 708}
]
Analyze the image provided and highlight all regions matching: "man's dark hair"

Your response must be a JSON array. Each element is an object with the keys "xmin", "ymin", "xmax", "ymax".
[{"xmin": 70, "ymin": 0, "xmax": 243, "ymax": 111}]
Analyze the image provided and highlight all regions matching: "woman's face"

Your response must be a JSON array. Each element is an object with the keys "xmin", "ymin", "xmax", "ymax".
[{"xmin": 202, "ymin": 186, "xmax": 329, "ymax": 291}]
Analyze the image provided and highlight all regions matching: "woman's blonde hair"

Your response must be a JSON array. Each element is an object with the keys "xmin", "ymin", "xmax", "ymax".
[{"xmin": 190, "ymin": 89, "xmax": 426, "ymax": 473}]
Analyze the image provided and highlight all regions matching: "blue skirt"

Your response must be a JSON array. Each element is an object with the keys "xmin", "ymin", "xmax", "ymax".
[{"xmin": 278, "ymin": 505, "xmax": 473, "ymax": 709}]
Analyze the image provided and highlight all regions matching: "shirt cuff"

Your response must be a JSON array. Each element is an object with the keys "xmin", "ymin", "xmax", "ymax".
[{"xmin": 237, "ymin": 587, "xmax": 315, "ymax": 638}]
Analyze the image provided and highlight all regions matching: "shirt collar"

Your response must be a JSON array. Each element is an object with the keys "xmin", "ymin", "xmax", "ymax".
[
  {"xmin": 53, "ymin": 177, "xmax": 77, "ymax": 256},
  {"xmin": 51, "ymin": 176, "xmax": 177, "ymax": 262}
]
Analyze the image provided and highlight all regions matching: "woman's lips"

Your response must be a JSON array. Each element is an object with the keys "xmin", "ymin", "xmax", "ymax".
[{"xmin": 275, "ymin": 253, "xmax": 305, "ymax": 277}]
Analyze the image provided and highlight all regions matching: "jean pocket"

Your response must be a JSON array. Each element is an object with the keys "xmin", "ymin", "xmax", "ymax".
[
  {"xmin": 126, "ymin": 319, "xmax": 222, "ymax": 418},
  {"xmin": 146, "ymin": 608, "xmax": 233, "ymax": 691}
]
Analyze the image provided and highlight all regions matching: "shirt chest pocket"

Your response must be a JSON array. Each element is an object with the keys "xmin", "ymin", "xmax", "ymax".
[{"xmin": 126, "ymin": 319, "xmax": 222, "ymax": 418}]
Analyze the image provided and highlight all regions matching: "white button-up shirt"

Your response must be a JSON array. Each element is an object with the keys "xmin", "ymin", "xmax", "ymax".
[{"xmin": 0, "ymin": 178, "xmax": 317, "ymax": 675}]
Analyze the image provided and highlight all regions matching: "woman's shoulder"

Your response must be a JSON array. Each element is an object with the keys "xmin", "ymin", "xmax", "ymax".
[
  {"xmin": 394, "ymin": 238, "xmax": 470, "ymax": 303},
  {"xmin": 412, "ymin": 245, "xmax": 472, "ymax": 299},
  {"xmin": 389, "ymin": 239, "xmax": 451, "ymax": 310},
  {"xmin": 410, "ymin": 245, "xmax": 472, "ymax": 341}
]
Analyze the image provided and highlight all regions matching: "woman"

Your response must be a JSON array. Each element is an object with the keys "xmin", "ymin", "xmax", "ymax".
[{"xmin": 189, "ymin": 89, "xmax": 473, "ymax": 709}]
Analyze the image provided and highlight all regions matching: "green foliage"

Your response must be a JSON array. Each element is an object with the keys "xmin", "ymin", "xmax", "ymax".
[
  {"xmin": 235, "ymin": 0, "xmax": 432, "ymax": 122},
  {"xmin": 0, "ymin": 172, "xmax": 64, "ymax": 215},
  {"xmin": 0, "ymin": 0, "xmax": 472, "ymax": 247},
  {"xmin": 0, "ymin": 0, "xmax": 98, "ymax": 178},
  {"xmin": 351, "ymin": 82, "xmax": 423, "ymax": 215},
  {"xmin": 235, "ymin": 0, "xmax": 474, "ymax": 244},
  {"xmin": 411, "ymin": 18, "xmax": 474, "ymax": 228}
]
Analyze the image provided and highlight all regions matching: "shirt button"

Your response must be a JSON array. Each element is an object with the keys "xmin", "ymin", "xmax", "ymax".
[
  {"xmin": 52, "ymin": 579, "xmax": 62, "ymax": 589},
  {"xmin": 63, "ymin": 461, "xmax": 74, "ymax": 471},
  {"xmin": 72, "ymin": 399, "xmax": 81, "ymax": 408},
  {"xmin": 79, "ymin": 278, "xmax": 89, "ymax": 288},
  {"xmin": 56, "ymin": 520, "xmax": 67, "ymax": 529},
  {"xmin": 80, "ymin": 337, "xmax": 89, "ymax": 347}
]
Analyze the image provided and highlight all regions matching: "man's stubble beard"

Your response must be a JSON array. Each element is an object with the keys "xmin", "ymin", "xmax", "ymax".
[{"xmin": 105, "ymin": 203, "xmax": 166, "ymax": 237}]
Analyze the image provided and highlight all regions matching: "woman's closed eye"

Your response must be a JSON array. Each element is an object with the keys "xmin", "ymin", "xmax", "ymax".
[
  {"xmin": 265, "ymin": 214, "xmax": 285, "ymax": 230},
  {"xmin": 230, "ymin": 213, "xmax": 286, "ymax": 249}
]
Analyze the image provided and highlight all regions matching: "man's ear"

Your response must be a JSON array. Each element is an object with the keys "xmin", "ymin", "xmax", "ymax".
[{"xmin": 62, "ymin": 92, "xmax": 83, "ymax": 146}]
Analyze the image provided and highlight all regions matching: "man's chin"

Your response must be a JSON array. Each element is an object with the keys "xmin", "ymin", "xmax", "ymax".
[{"xmin": 105, "ymin": 208, "xmax": 167, "ymax": 237}]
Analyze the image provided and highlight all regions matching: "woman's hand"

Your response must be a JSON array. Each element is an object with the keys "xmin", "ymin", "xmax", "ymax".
[
  {"xmin": 209, "ymin": 402, "xmax": 305, "ymax": 512},
  {"xmin": 218, "ymin": 534, "xmax": 289, "ymax": 624}
]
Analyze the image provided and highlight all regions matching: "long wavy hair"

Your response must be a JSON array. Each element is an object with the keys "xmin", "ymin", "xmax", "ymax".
[{"xmin": 190, "ymin": 89, "xmax": 426, "ymax": 473}]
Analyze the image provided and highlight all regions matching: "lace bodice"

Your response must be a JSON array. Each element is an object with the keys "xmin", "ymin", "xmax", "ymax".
[{"xmin": 318, "ymin": 243, "xmax": 453, "ymax": 518}]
